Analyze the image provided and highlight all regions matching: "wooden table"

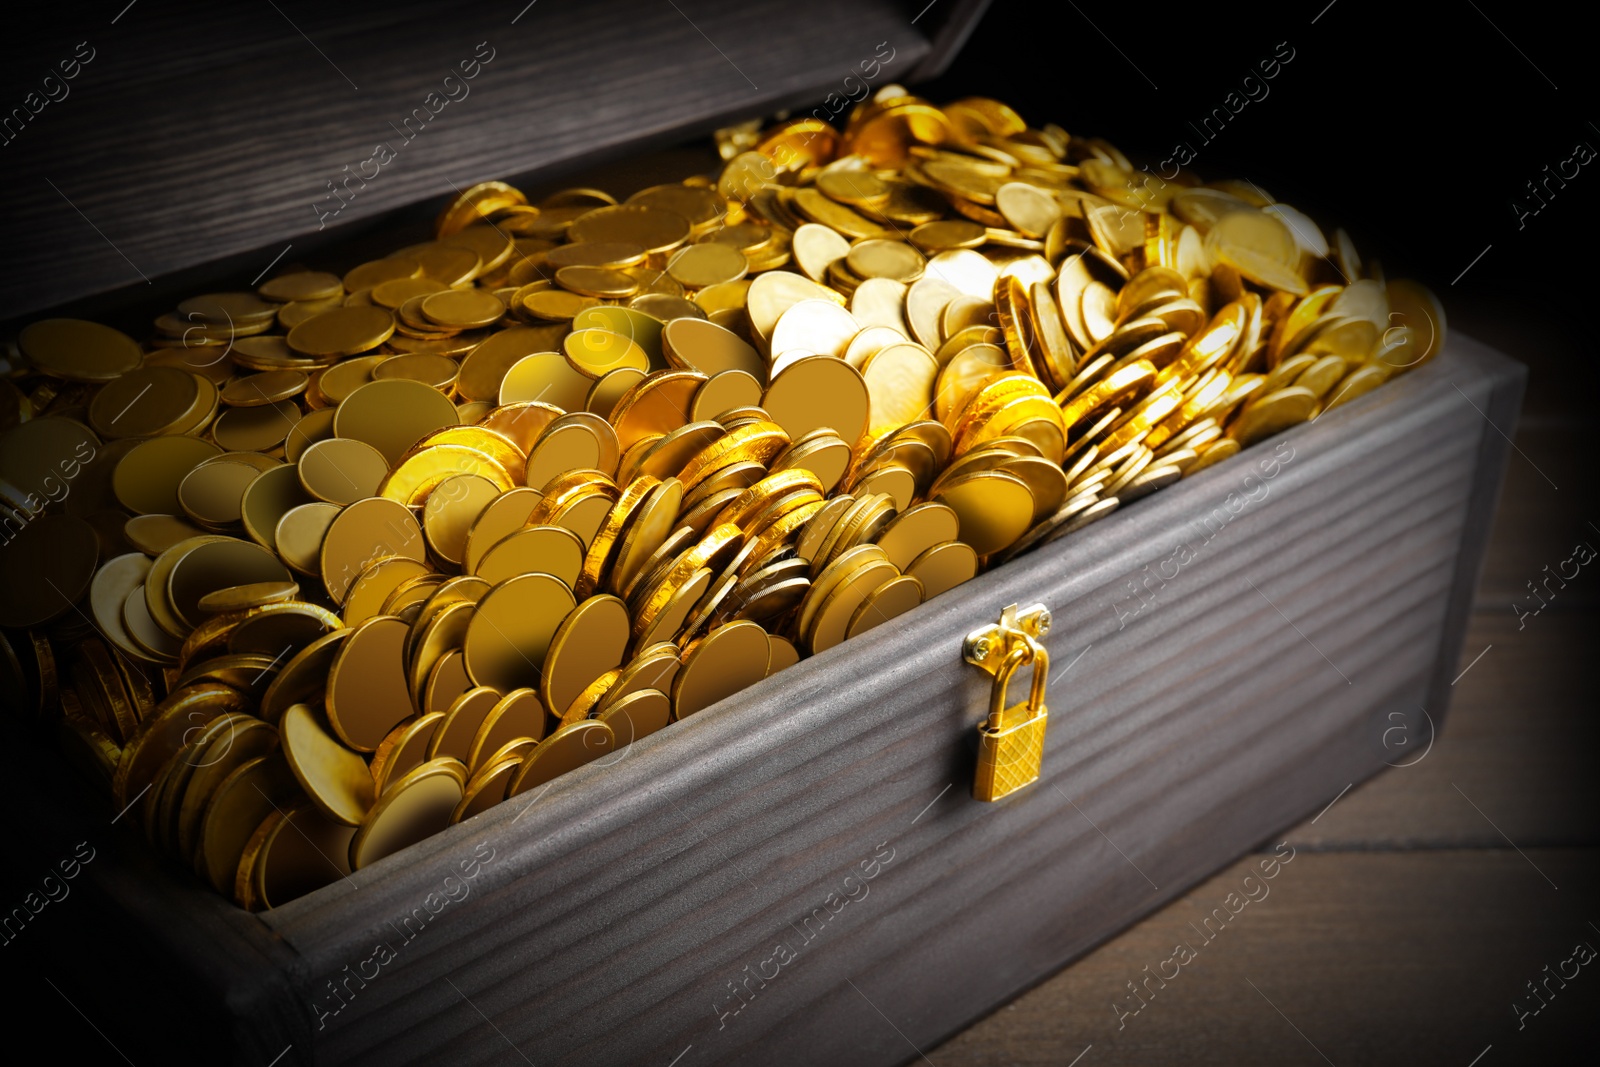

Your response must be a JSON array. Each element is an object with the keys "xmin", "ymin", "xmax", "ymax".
[{"xmin": 931, "ymin": 299, "xmax": 1600, "ymax": 1066}]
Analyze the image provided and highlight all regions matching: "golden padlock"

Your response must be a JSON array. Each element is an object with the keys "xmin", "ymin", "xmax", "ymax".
[{"xmin": 974, "ymin": 633, "xmax": 1050, "ymax": 802}]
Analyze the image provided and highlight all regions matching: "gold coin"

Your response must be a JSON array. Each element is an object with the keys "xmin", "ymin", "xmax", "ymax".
[
  {"xmin": 610, "ymin": 370, "xmax": 704, "ymax": 452},
  {"xmin": 283, "ymin": 408, "xmax": 336, "ymax": 463},
  {"xmin": 370, "ymin": 712, "xmax": 443, "ymax": 794},
  {"xmin": 273, "ymin": 502, "xmax": 341, "ymax": 576},
  {"xmin": 762, "ymin": 354, "xmax": 869, "ymax": 446},
  {"xmin": 419, "ymin": 473, "xmax": 501, "ymax": 566},
  {"xmin": 197, "ymin": 580, "xmax": 299, "ymax": 615},
  {"xmin": 808, "ymin": 554, "xmax": 896, "ymax": 654},
  {"xmin": 793, "ymin": 223, "xmax": 851, "ymax": 282},
  {"xmin": 113, "ymin": 436, "xmax": 223, "ymax": 515},
  {"xmin": 499, "ymin": 350, "xmax": 593, "ymax": 411},
  {"xmin": 662, "ymin": 317, "xmax": 764, "ymax": 379},
  {"xmin": 569, "ymin": 204, "xmax": 690, "ymax": 254},
  {"xmin": 259, "ymin": 271, "xmax": 342, "ymax": 303},
  {"xmin": 295, "ymin": 437, "xmax": 389, "ymax": 506},
  {"xmin": 467, "ymin": 688, "xmax": 546, "ymax": 771},
  {"xmin": 667, "ymin": 243, "xmax": 748, "ymax": 289},
  {"xmin": 213, "ymin": 400, "xmax": 302, "ymax": 453},
  {"xmin": 282, "ymin": 703, "xmax": 375, "ymax": 826},
  {"xmin": 87, "ymin": 365, "xmax": 199, "ymax": 438},
  {"xmin": 320, "ymin": 495, "xmax": 427, "ymax": 604},
  {"xmin": 935, "ymin": 470, "xmax": 1034, "ymax": 556},
  {"xmin": 452, "ymin": 757, "xmax": 522, "ymax": 823},
  {"xmin": 910, "ymin": 219, "xmax": 986, "ymax": 252},
  {"xmin": 179, "ymin": 291, "xmax": 281, "ymax": 324},
  {"xmin": 672, "ymin": 620, "xmax": 769, "ymax": 719},
  {"xmin": 240, "ymin": 464, "xmax": 313, "ymax": 552},
  {"xmin": 846, "ymin": 572, "xmax": 924, "ymax": 638},
  {"xmin": 333, "ymin": 378, "xmax": 459, "ymax": 467},
  {"xmin": 89, "ymin": 553, "xmax": 156, "ymax": 662},
  {"xmin": 122, "ymin": 584, "xmax": 182, "ymax": 663},
  {"xmin": 455, "ymin": 325, "xmax": 568, "ymax": 403},
  {"xmin": 994, "ymin": 182, "xmax": 1062, "ymax": 238},
  {"xmin": 221, "ymin": 369, "xmax": 309, "ymax": 408},
  {"xmin": 523, "ymin": 288, "xmax": 601, "ymax": 322},
  {"xmin": 19, "ymin": 318, "xmax": 143, "ymax": 382},
  {"xmin": 550, "ymin": 266, "xmax": 635, "ymax": 300},
  {"xmin": 563, "ymin": 328, "xmax": 651, "ymax": 379},
  {"xmin": 460, "ymin": 486, "xmax": 542, "ymax": 573},
  {"xmin": 542, "ymin": 594, "xmax": 630, "ymax": 715},
  {"xmin": 905, "ymin": 540, "xmax": 978, "ymax": 598},
  {"xmin": 373, "ymin": 352, "xmax": 460, "ymax": 391},
  {"xmin": 325, "ymin": 615, "xmax": 414, "ymax": 752},
  {"xmin": 464, "ymin": 572, "xmax": 575, "ymax": 693},
  {"xmin": 476, "ymin": 524, "xmax": 585, "ymax": 587},
  {"xmin": 198, "ymin": 753, "xmax": 300, "ymax": 893},
  {"xmin": 860, "ymin": 343, "xmax": 938, "ymax": 432},
  {"xmin": 286, "ymin": 306, "xmax": 396, "ymax": 358},
  {"xmin": 251, "ymin": 804, "xmax": 355, "ymax": 909},
  {"xmin": 430, "ymin": 686, "xmax": 502, "ymax": 763},
  {"xmin": 746, "ymin": 270, "xmax": 845, "ymax": 341},
  {"xmin": 846, "ymin": 239, "xmax": 924, "ymax": 284},
  {"xmin": 610, "ymin": 478, "xmax": 685, "ymax": 594},
  {"xmin": 766, "ymin": 634, "xmax": 800, "ymax": 675},
  {"xmin": 177, "ymin": 461, "xmax": 260, "ymax": 528},
  {"xmin": 506, "ymin": 719, "xmax": 615, "ymax": 797},
  {"xmin": 596, "ymin": 688, "xmax": 671, "ymax": 744},
  {"xmin": 634, "ymin": 565, "xmax": 711, "ymax": 648},
  {"xmin": 1231, "ymin": 386, "xmax": 1318, "ymax": 447},
  {"xmin": 418, "ymin": 288, "xmax": 504, "ymax": 330},
  {"xmin": 584, "ymin": 367, "xmax": 644, "ymax": 420},
  {"xmin": 315, "ymin": 353, "xmax": 386, "ymax": 404},
  {"xmin": 630, "ymin": 293, "xmax": 706, "ymax": 322},
  {"xmin": 769, "ymin": 299, "xmax": 860, "ymax": 368},
  {"xmin": 350, "ymin": 758, "xmax": 466, "ymax": 869},
  {"xmin": 690, "ymin": 370, "xmax": 763, "ymax": 422},
  {"xmin": 168, "ymin": 537, "xmax": 293, "ymax": 631}
]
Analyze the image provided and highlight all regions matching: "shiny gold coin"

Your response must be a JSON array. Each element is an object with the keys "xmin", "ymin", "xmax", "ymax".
[
  {"xmin": 296, "ymin": 437, "xmax": 389, "ymax": 505},
  {"xmin": 177, "ymin": 461, "xmax": 260, "ymax": 528},
  {"xmin": 1231, "ymin": 386, "xmax": 1318, "ymax": 447},
  {"xmin": 213, "ymin": 400, "xmax": 301, "ymax": 453},
  {"xmin": 325, "ymin": 615, "xmax": 414, "ymax": 752},
  {"xmin": 87, "ymin": 365, "xmax": 199, "ymax": 438},
  {"xmin": 315, "ymin": 353, "xmax": 387, "ymax": 404},
  {"xmin": 418, "ymin": 473, "xmax": 500, "ymax": 566},
  {"xmin": 113, "ymin": 436, "xmax": 223, "ymax": 515},
  {"xmin": 609, "ymin": 369, "xmax": 704, "ymax": 452},
  {"xmin": 934, "ymin": 469, "xmax": 1033, "ymax": 557},
  {"xmin": 196, "ymin": 580, "xmax": 299, "ymax": 615},
  {"xmin": 769, "ymin": 299, "xmax": 859, "ymax": 369},
  {"xmin": 523, "ymin": 288, "xmax": 601, "ymax": 322},
  {"xmin": 373, "ymin": 352, "xmax": 460, "ymax": 391},
  {"xmin": 506, "ymin": 719, "xmax": 615, "ymax": 797},
  {"xmin": 594, "ymin": 688, "xmax": 670, "ymax": 744},
  {"xmin": 667, "ymin": 242, "xmax": 749, "ymax": 289},
  {"xmin": 761, "ymin": 354, "xmax": 870, "ymax": 446},
  {"xmin": 793, "ymin": 223, "xmax": 851, "ymax": 283},
  {"xmin": 690, "ymin": 370, "xmax": 764, "ymax": 423},
  {"xmin": 499, "ymin": 350, "xmax": 593, "ymax": 411},
  {"xmin": 350, "ymin": 758, "xmax": 466, "ymax": 869},
  {"xmin": 452, "ymin": 757, "xmax": 521, "ymax": 823},
  {"xmin": 905, "ymin": 540, "xmax": 978, "ymax": 599},
  {"xmin": 419, "ymin": 288, "xmax": 505, "ymax": 330},
  {"xmin": 476, "ymin": 524, "xmax": 585, "ymax": 588},
  {"xmin": 19, "ymin": 318, "xmax": 144, "ymax": 382},
  {"xmin": 672, "ymin": 620, "xmax": 769, "ymax": 719},
  {"xmin": 569, "ymin": 204, "xmax": 691, "ymax": 254},
  {"xmin": 273, "ymin": 502, "xmax": 341, "ymax": 576},
  {"xmin": 251, "ymin": 804, "xmax": 355, "ymax": 909},
  {"xmin": 122, "ymin": 584, "xmax": 182, "ymax": 663},
  {"xmin": 846, "ymin": 572, "xmax": 924, "ymax": 638},
  {"xmin": 89, "ymin": 553, "xmax": 156, "ymax": 662},
  {"xmin": 542, "ymin": 594, "xmax": 630, "ymax": 716},
  {"xmin": 746, "ymin": 270, "xmax": 845, "ymax": 341},
  {"xmin": 168, "ymin": 537, "xmax": 293, "ymax": 631},
  {"xmin": 634, "ymin": 565, "xmax": 711, "ymax": 648},
  {"xmin": 630, "ymin": 293, "xmax": 706, "ymax": 322},
  {"xmin": 198, "ymin": 753, "xmax": 300, "ymax": 893},
  {"xmin": 808, "ymin": 554, "xmax": 896, "ymax": 655},
  {"xmin": 459, "ymin": 486, "xmax": 541, "ymax": 573},
  {"xmin": 239, "ymin": 464, "xmax": 313, "ymax": 552},
  {"xmin": 370, "ymin": 712, "xmax": 443, "ymax": 794},
  {"xmin": 221, "ymin": 369, "xmax": 309, "ymax": 408},
  {"xmin": 910, "ymin": 219, "xmax": 987, "ymax": 252},
  {"xmin": 282, "ymin": 703, "xmax": 375, "ymax": 826},
  {"xmin": 467, "ymin": 688, "xmax": 546, "ymax": 770},
  {"xmin": 333, "ymin": 378, "xmax": 459, "ymax": 467},
  {"xmin": 429, "ymin": 686, "xmax": 502, "ymax": 763},
  {"xmin": 610, "ymin": 479, "xmax": 685, "ymax": 595},
  {"xmin": 455, "ymin": 325, "xmax": 568, "ymax": 403},
  {"xmin": 286, "ymin": 306, "xmax": 396, "ymax": 358},
  {"xmin": 662, "ymin": 317, "xmax": 764, "ymax": 379},
  {"xmin": 320, "ymin": 495, "xmax": 427, "ymax": 604},
  {"xmin": 563, "ymin": 328, "xmax": 651, "ymax": 379},
  {"xmin": 463, "ymin": 572, "xmax": 575, "ymax": 693},
  {"xmin": 861, "ymin": 342, "xmax": 938, "ymax": 432},
  {"xmin": 259, "ymin": 271, "xmax": 342, "ymax": 303},
  {"xmin": 994, "ymin": 182, "xmax": 1063, "ymax": 238},
  {"xmin": 873, "ymin": 501, "xmax": 957, "ymax": 570}
]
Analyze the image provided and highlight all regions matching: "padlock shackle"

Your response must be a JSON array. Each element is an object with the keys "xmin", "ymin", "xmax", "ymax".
[
  {"xmin": 988, "ymin": 641, "xmax": 1034, "ymax": 722},
  {"xmin": 1023, "ymin": 634, "xmax": 1049, "ymax": 709}
]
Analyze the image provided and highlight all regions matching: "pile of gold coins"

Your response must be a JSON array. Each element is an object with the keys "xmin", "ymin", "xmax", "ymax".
[{"xmin": 0, "ymin": 87, "xmax": 1445, "ymax": 909}]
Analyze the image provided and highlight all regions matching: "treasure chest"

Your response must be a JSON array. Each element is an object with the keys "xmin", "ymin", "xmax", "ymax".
[{"xmin": 0, "ymin": 2, "xmax": 1522, "ymax": 1065}]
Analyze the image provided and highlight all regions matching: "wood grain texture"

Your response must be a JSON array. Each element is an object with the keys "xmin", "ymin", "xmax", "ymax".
[
  {"xmin": 0, "ymin": 0, "xmax": 939, "ymax": 321},
  {"xmin": 211, "ymin": 337, "xmax": 1515, "ymax": 1066}
]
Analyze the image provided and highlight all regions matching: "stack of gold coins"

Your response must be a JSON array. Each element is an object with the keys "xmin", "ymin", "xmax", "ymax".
[{"xmin": 0, "ymin": 86, "xmax": 1445, "ymax": 909}]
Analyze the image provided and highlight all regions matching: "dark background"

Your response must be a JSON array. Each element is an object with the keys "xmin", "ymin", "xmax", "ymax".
[{"xmin": 2, "ymin": 1, "xmax": 1594, "ymax": 1064}]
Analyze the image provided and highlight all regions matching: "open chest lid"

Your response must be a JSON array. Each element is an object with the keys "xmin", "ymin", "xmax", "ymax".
[{"xmin": 0, "ymin": 0, "xmax": 991, "ymax": 322}]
